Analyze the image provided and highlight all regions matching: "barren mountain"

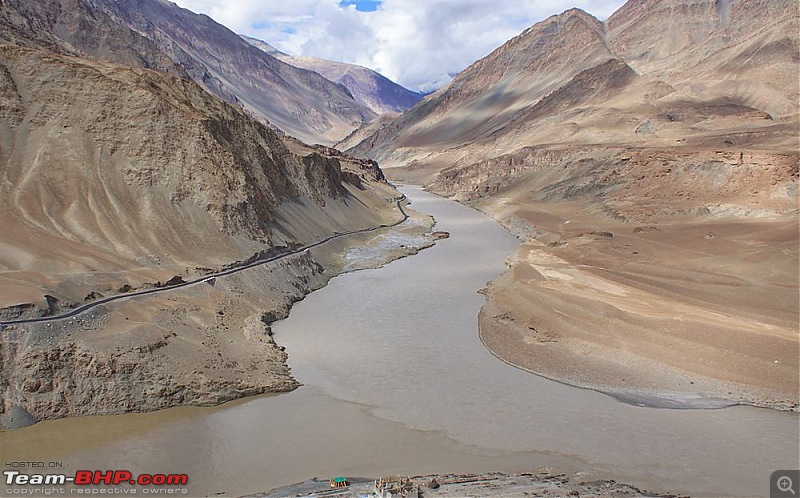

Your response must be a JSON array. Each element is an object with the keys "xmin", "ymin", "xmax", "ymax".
[
  {"xmin": 347, "ymin": 0, "xmax": 799, "ymax": 409},
  {"xmin": 0, "ymin": 0, "xmax": 436, "ymax": 427},
  {"xmin": 348, "ymin": 8, "xmax": 617, "ymax": 158},
  {"xmin": 244, "ymin": 36, "xmax": 423, "ymax": 115},
  {"xmin": 349, "ymin": 1, "xmax": 798, "ymax": 164},
  {"xmin": 0, "ymin": 0, "xmax": 375, "ymax": 145}
]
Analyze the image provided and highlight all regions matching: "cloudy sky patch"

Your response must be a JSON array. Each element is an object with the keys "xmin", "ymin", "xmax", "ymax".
[{"xmin": 173, "ymin": 0, "xmax": 627, "ymax": 92}]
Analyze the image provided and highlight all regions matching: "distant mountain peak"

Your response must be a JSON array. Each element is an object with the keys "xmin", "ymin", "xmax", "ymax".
[
  {"xmin": 243, "ymin": 35, "xmax": 423, "ymax": 115},
  {"xmin": 241, "ymin": 36, "xmax": 286, "ymax": 57},
  {"xmin": 518, "ymin": 7, "xmax": 602, "ymax": 37}
]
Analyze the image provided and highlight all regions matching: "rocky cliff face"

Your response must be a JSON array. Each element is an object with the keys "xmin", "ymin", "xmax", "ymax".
[
  {"xmin": 0, "ymin": 0, "xmax": 187, "ymax": 77},
  {"xmin": 244, "ymin": 36, "xmax": 423, "ymax": 115},
  {"xmin": 0, "ymin": 0, "xmax": 376, "ymax": 145},
  {"xmin": 0, "ymin": 45, "xmax": 354, "ymax": 254}
]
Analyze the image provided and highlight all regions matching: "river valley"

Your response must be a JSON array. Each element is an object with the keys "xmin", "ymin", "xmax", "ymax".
[{"xmin": 1, "ymin": 186, "xmax": 797, "ymax": 497}]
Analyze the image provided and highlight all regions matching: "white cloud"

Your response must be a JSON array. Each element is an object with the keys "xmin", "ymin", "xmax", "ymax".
[{"xmin": 172, "ymin": 0, "xmax": 628, "ymax": 92}]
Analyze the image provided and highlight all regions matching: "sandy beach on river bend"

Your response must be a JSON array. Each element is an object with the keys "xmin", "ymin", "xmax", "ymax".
[{"xmin": 474, "ymin": 181, "xmax": 799, "ymax": 410}]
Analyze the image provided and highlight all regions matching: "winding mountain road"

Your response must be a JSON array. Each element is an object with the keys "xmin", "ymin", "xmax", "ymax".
[{"xmin": 0, "ymin": 196, "xmax": 409, "ymax": 327}]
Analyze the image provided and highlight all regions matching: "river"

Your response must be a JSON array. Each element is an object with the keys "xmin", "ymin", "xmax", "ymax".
[{"xmin": 1, "ymin": 185, "xmax": 797, "ymax": 497}]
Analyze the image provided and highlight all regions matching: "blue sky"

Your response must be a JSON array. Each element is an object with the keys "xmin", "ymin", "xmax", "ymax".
[
  {"xmin": 173, "ymin": 0, "xmax": 628, "ymax": 92},
  {"xmin": 338, "ymin": 0, "xmax": 382, "ymax": 12}
]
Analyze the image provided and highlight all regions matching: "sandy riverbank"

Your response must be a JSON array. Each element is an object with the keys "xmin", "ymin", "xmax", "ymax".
[
  {"xmin": 475, "ymin": 195, "xmax": 799, "ymax": 411},
  {"xmin": 385, "ymin": 164, "xmax": 798, "ymax": 411}
]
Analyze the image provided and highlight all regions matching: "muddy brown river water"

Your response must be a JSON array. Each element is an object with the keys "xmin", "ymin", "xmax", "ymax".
[{"xmin": 1, "ymin": 185, "xmax": 797, "ymax": 497}]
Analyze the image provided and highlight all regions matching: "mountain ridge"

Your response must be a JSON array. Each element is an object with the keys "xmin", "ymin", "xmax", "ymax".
[
  {"xmin": 348, "ymin": 0, "xmax": 798, "ymax": 164},
  {"xmin": 346, "ymin": 7, "xmax": 620, "ymax": 158},
  {"xmin": 0, "ymin": 0, "xmax": 377, "ymax": 145},
  {"xmin": 243, "ymin": 35, "xmax": 424, "ymax": 115}
]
